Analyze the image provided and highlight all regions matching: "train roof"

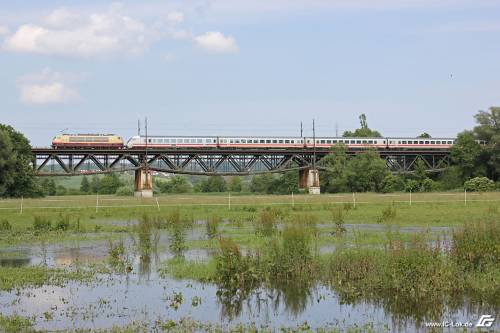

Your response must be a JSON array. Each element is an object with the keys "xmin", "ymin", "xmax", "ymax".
[{"xmin": 136, "ymin": 135, "xmax": 457, "ymax": 139}]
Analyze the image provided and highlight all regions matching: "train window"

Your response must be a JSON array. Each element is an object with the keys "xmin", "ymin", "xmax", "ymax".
[
  {"xmin": 279, "ymin": 140, "xmax": 283, "ymax": 143},
  {"xmin": 448, "ymin": 141, "xmax": 452, "ymax": 144},
  {"xmin": 148, "ymin": 139, "xmax": 152, "ymax": 143},
  {"xmin": 241, "ymin": 139, "xmax": 246, "ymax": 143},
  {"xmin": 349, "ymin": 140, "xmax": 354, "ymax": 144},
  {"xmin": 356, "ymin": 140, "xmax": 361, "ymax": 144},
  {"xmin": 418, "ymin": 141, "xmax": 423, "ymax": 144},
  {"xmin": 332, "ymin": 140, "xmax": 337, "ymax": 143},
  {"xmin": 425, "ymin": 141, "xmax": 429, "ymax": 144},
  {"xmin": 430, "ymin": 141, "xmax": 435, "ymax": 144},
  {"xmin": 190, "ymin": 139, "xmax": 195, "ymax": 143},
  {"xmin": 197, "ymin": 139, "xmax": 202, "ymax": 143},
  {"xmin": 235, "ymin": 139, "xmax": 240, "ymax": 143},
  {"xmin": 205, "ymin": 139, "xmax": 211, "ymax": 143},
  {"xmin": 266, "ymin": 139, "xmax": 271, "ymax": 143},
  {"xmin": 319, "ymin": 140, "xmax": 323, "ymax": 144},
  {"xmin": 290, "ymin": 140, "xmax": 294, "ymax": 143},
  {"xmin": 368, "ymin": 140, "xmax": 373, "ymax": 144},
  {"xmin": 435, "ymin": 141, "xmax": 440, "ymax": 144},
  {"xmin": 402, "ymin": 141, "xmax": 406, "ymax": 144},
  {"xmin": 397, "ymin": 141, "xmax": 400, "ymax": 144},
  {"xmin": 363, "ymin": 140, "xmax": 367, "ymax": 144},
  {"xmin": 183, "ymin": 139, "xmax": 188, "ymax": 143},
  {"xmin": 325, "ymin": 140, "xmax": 330, "ymax": 144},
  {"xmin": 272, "ymin": 140, "xmax": 277, "ymax": 143},
  {"xmin": 260, "ymin": 140, "xmax": 265, "ymax": 143},
  {"xmin": 285, "ymin": 140, "xmax": 290, "ymax": 144}
]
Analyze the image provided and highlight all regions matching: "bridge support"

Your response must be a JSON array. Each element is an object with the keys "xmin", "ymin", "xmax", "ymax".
[
  {"xmin": 299, "ymin": 168, "xmax": 320, "ymax": 194},
  {"xmin": 134, "ymin": 168, "xmax": 153, "ymax": 198}
]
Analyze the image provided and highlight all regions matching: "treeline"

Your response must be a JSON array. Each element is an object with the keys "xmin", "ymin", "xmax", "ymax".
[
  {"xmin": 0, "ymin": 108, "xmax": 498, "ymax": 198},
  {"xmin": 154, "ymin": 172, "xmax": 299, "ymax": 195}
]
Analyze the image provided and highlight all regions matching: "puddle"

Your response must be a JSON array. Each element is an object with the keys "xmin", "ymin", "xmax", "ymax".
[{"xmin": 0, "ymin": 221, "xmax": 494, "ymax": 332}]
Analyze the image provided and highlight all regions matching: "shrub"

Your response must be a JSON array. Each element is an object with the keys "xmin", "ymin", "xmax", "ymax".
[
  {"xmin": 377, "ymin": 206, "xmax": 397, "ymax": 223},
  {"xmin": 255, "ymin": 210, "xmax": 277, "ymax": 237},
  {"xmin": 464, "ymin": 177, "xmax": 495, "ymax": 192},
  {"xmin": 115, "ymin": 186, "xmax": 134, "ymax": 196},
  {"xmin": 55, "ymin": 185, "xmax": 67, "ymax": 196},
  {"xmin": 451, "ymin": 221, "xmax": 499, "ymax": 272},
  {"xmin": 206, "ymin": 214, "xmax": 220, "ymax": 239},
  {"xmin": 54, "ymin": 214, "xmax": 70, "ymax": 231},
  {"xmin": 404, "ymin": 180, "xmax": 420, "ymax": 192},
  {"xmin": 0, "ymin": 219, "xmax": 12, "ymax": 232},
  {"xmin": 33, "ymin": 216, "xmax": 51, "ymax": 232}
]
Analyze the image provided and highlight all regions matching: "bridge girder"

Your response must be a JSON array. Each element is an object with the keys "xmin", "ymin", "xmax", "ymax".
[{"xmin": 32, "ymin": 148, "xmax": 452, "ymax": 176}]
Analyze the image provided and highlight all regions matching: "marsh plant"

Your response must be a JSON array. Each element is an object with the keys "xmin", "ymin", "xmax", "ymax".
[
  {"xmin": 206, "ymin": 214, "xmax": 220, "ymax": 239},
  {"xmin": 33, "ymin": 216, "xmax": 51, "ymax": 232},
  {"xmin": 377, "ymin": 205, "xmax": 397, "ymax": 223},
  {"xmin": 0, "ymin": 219, "xmax": 12, "ymax": 232},
  {"xmin": 331, "ymin": 207, "xmax": 346, "ymax": 235},
  {"xmin": 168, "ymin": 223, "xmax": 187, "ymax": 257},
  {"xmin": 254, "ymin": 209, "xmax": 277, "ymax": 237}
]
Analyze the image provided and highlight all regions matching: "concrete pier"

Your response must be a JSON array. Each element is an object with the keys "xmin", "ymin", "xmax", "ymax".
[
  {"xmin": 299, "ymin": 168, "xmax": 320, "ymax": 194},
  {"xmin": 134, "ymin": 168, "xmax": 153, "ymax": 198}
]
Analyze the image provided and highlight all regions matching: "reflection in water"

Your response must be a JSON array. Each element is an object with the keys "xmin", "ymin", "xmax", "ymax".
[{"xmin": 0, "ymin": 257, "xmax": 31, "ymax": 267}]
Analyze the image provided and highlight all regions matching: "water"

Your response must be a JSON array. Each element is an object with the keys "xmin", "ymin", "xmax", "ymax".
[{"xmin": 0, "ymin": 222, "xmax": 495, "ymax": 332}]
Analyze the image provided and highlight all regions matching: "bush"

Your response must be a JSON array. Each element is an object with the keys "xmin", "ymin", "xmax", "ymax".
[
  {"xmin": 451, "ymin": 221, "xmax": 499, "ymax": 272},
  {"xmin": 0, "ymin": 219, "xmax": 12, "ymax": 232},
  {"xmin": 54, "ymin": 214, "xmax": 70, "ymax": 231},
  {"xmin": 115, "ymin": 186, "xmax": 134, "ymax": 196},
  {"xmin": 381, "ymin": 174, "xmax": 405, "ymax": 193},
  {"xmin": 420, "ymin": 178, "xmax": 438, "ymax": 192},
  {"xmin": 404, "ymin": 180, "xmax": 420, "ymax": 192},
  {"xmin": 464, "ymin": 177, "xmax": 495, "ymax": 192},
  {"xmin": 55, "ymin": 185, "xmax": 67, "ymax": 196},
  {"xmin": 33, "ymin": 216, "xmax": 51, "ymax": 232}
]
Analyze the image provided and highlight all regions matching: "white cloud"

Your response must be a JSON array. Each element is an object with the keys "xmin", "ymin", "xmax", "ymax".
[
  {"xmin": 166, "ymin": 11, "xmax": 184, "ymax": 26},
  {"xmin": 17, "ymin": 68, "xmax": 79, "ymax": 105},
  {"xmin": 2, "ymin": 5, "xmax": 239, "ymax": 58},
  {"xmin": 3, "ymin": 5, "xmax": 155, "ymax": 58},
  {"xmin": 194, "ymin": 31, "xmax": 238, "ymax": 54}
]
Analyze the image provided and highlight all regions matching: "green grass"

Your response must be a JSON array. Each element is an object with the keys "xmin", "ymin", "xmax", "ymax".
[{"xmin": 0, "ymin": 266, "xmax": 93, "ymax": 291}]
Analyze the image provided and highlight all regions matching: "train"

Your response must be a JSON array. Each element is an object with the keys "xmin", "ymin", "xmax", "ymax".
[
  {"xmin": 52, "ymin": 134, "xmax": 124, "ymax": 148},
  {"xmin": 124, "ymin": 135, "xmax": 462, "ymax": 149},
  {"xmin": 52, "ymin": 134, "xmax": 483, "ymax": 150}
]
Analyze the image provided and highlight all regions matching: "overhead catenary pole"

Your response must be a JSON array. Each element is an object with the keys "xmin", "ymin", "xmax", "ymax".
[
  {"xmin": 138, "ymin": 119, "xmax": 141, "ymax": 136},
  {"xmin": 312, "ymin": 119, "xmax": 316, "ymax": 170},
  {"xmin": 300, "ymin": 121, "xmax": 303, "ymax": 137}
]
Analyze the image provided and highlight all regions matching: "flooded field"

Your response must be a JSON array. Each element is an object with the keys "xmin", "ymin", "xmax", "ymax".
[{"xmin": 0, "ymin": 194, "xmax": 499, "ymax": 332}]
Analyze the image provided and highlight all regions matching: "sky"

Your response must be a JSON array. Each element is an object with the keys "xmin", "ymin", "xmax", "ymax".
[{"xmin": 1, "ymin": 0, "xmax": 499, "ymax": 146}]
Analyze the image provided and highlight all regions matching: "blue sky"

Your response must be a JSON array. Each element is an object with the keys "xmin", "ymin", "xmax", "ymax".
[{"xmin": 1, "ymin": 1, "xmax": 499, "ymax": 145}]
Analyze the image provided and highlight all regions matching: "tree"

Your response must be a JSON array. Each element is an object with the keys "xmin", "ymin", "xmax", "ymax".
[
  {"xmin": 450, "ymin": 131, "xmax": 484, "ymax": 181},
  {"xmin": 464, "ymin": 177, "xmax": 495, "ymax": 192},
  {"xmin": 345, "ymin": 149, "xmax": 389, "ymax": 192},
  {"xmin": 80, "ymin": 176, "xmax": 90, "ymax": 193},
  {"xmin": 473, "ymin": 107, "xmax": 500, "ymax": 181},
  {"xmin": 417, "ymin": 132, "xmax": 431, "ymax": 138},
  {"xmin": 90, "ymin": 175, "xmax": 100, "ymax": 193},
  {"xmin": 271, "ymin": 171, "xmax": 299, "ymax": 194},
  {"xmin": 0, "ymin": 124, "xmax": 41, "ymax": 197},
  {"xmin": 380, "ymin": 174, "xmax": 405, "ymax": 193},
  {"xmin": 228, "ymin": 177, "xmax": 242, "ymax": 192},
  {"xmin": 99, "ymin": 173, "xmax": 121, "ymax": 194},
  {"xmin": 343, "ymin": 114, "xmax": 382, "ymax": 138},
  {"xmin": 47, "ymin": 179, "xmax": 57, "ymax": 196},
  {"xmin": 199, "ymin": 175, "xmax": 226, "ymax": 192},
  {"xmin": 250, "ymin": 174, "xmax": 275, "ymax": 193},
  {"xmin": 320, "ymin": 144, "xmax": 349, "ymax": 193},
  {"xmin": 157, "ymin": 175, "xmax": 191, "ymax": 193}
]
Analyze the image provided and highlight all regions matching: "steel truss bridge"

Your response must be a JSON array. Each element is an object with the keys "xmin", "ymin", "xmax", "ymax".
[{"xmin": 31, "ymin": 147, "xmax": 452, "ymax": 176}]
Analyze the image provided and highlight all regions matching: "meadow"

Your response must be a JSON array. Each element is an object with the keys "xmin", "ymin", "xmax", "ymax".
[{"xmin": 0, "ymin": 192, "xmax": 498, "ymax": 332}]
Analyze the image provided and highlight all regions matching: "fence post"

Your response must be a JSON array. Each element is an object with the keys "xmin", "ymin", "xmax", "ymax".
[
  {"xmin": 228, "ymin": 192, "xmax": 231, "ymax": 210},
  {"xmin": 352, "ymin": 192, "xmax": 356, "ymax": 209},
  {"xmin": 292, "ymin": 192, "xmax": 295, "ymax": 207},
  {"xmin": 20, "ymin": 196, "xmax": 23, "ymax": 214},
  {"xmin": 156, "ymin": 197, "xmax": 160, "ymax": 212},
  {"xmin": 409, "ymin": 190, "xmax": 412, "ymax": 206},
  {"xmin": 96, "ymin": 193, "xmax": 99, "ymax": 213},
  {"xmin": 464, "ymin": 188, "xmax": 467, "ymax": 206}
]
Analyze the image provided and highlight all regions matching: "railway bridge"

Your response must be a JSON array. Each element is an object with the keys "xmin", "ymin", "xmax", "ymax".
[{"xmin": 31, "ymin": 147, "xmax": 452, "ymax": 197}]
